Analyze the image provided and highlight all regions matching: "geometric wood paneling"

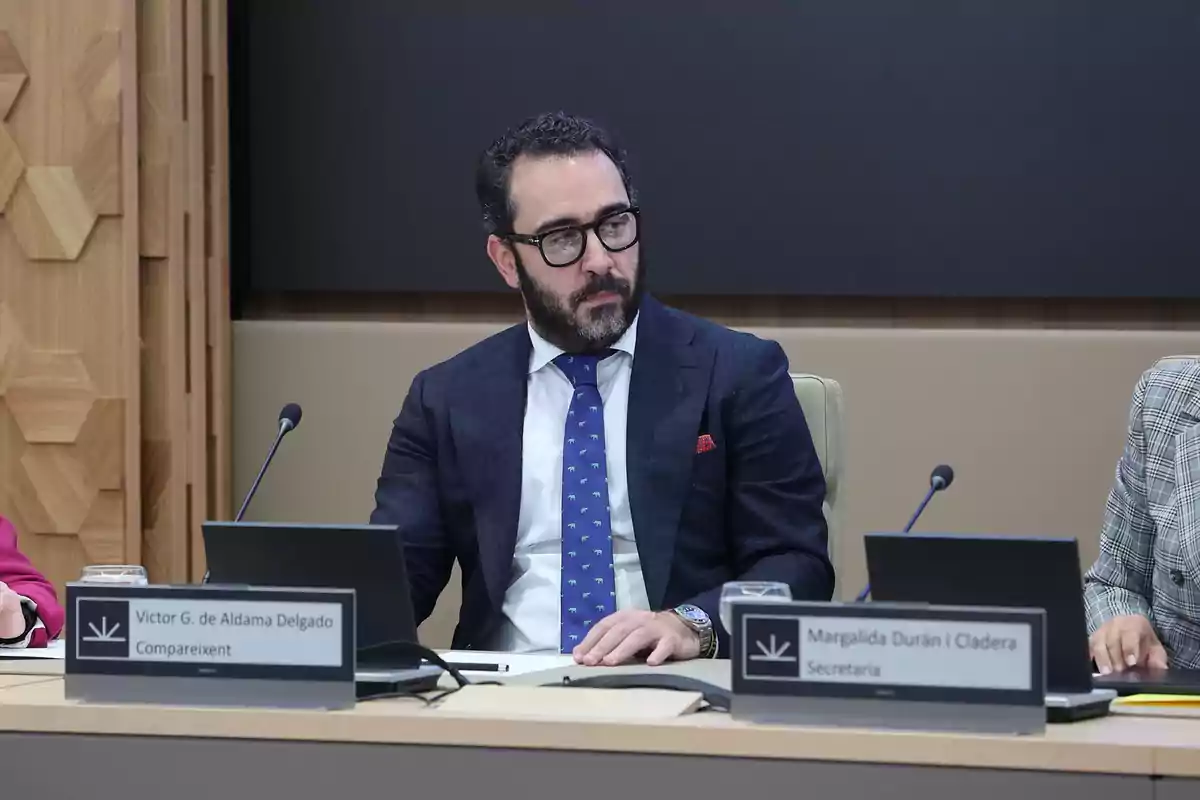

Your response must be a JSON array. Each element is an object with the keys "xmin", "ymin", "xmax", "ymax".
[
  {"xmin": 4, "ymin": 350, "xmax": 96, "ymax": 443},
  {"xmin": 76, "ymin": 399, "xmax": 124, "ymax": 491},
  {"xmin": 0, "ymin": 0, "xmax": 232, "ymax": 597},
  {"xmin": 0, "ymin": 400, "xmax": 51, "ymax": 535},
  {"xmin": 75, "ymin": 31, "xmax": 122, "ymax": 216},
  {"xmin": 0, "ymin": 301, "xmax": 24, "ymax": 391},
  {"xmin": 76, "ymin": 122, "xmax": 121, "ymax": 215},
  {"xmin": 0, "ymin": 0, "xmax": 137, "ymax": 600},
  {"xmin": 75, "ymin": 32, "xmax": 121, "ymax": 127},
  {"xmin": 0, "ymin": 31, "xmax": 27, "ymax": 120},
  {"xmin": 0, "ymin": 123, "xmax": 23, "ymax": 206},
  {"xmin": 7, "ymin": 166, "xmax": 99, "ymax": 260},
  {"xmin": 18, "ymin": 444, "xmax": 97, "ymax": 534},
  {"xmin": 76, "ymin": 488, "xmax": 125, "ymax": 563}
]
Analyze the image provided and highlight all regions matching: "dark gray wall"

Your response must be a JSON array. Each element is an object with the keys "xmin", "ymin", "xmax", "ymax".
[{"xmin": 230, "ymin": 0, "xmax": 1200, "ymax": 302}]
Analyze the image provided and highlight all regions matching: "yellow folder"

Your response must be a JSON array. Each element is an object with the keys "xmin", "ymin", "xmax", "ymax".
[{"xmin": 1113, "ymin": 693, "xmax": 1200, "ymax": 706}]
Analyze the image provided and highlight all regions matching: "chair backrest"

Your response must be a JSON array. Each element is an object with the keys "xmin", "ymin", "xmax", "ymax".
[
  {"xmin": 790, "ymin": 373, "xmax": 844, "ymax": 570},
  {"xmin": 1154, "ymin": 354, "xmax": 1200, "ymax": 369}
]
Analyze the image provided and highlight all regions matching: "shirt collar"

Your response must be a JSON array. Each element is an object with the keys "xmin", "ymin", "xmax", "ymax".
[{"xmin": 527, "ymin": 311, "xmax": 639, "ymax": 375}]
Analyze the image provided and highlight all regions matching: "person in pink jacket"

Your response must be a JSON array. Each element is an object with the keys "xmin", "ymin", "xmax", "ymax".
[{"xmin": 0, "ymin": 516, "xmax": 64, "ymax": 648}]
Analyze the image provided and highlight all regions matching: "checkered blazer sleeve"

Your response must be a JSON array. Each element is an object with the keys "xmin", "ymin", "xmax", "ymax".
[{"xmin": 1082, "ymin": 370, "xmax": 1156, "ymax": 630}]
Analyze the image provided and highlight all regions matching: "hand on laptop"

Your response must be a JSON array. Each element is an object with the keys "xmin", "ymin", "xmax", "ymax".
[{"xmin": 1089, "ymin": 614, "xmax": 1168, "ymax": 674}]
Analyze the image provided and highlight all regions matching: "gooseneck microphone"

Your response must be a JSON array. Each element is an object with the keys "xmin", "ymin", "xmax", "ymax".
[
  {"xmin": 236, "ymin": 402, "xmax": 302, "ymax": 522},
  {"xmin": 854, "ymin": 464, "xmax": 954, "ymax": 602},
  {"xmin": 203, "ymin": 403, "xmax": 302, "ymax": 584}
]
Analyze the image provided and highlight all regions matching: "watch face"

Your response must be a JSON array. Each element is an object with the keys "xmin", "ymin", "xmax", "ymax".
[{"xmin": 676, "ymin": 604, "xmax": 710, "ymax": 627}]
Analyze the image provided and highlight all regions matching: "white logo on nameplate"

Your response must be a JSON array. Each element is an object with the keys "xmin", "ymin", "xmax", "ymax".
[
  {"xmin": 77, "ymin": 598, "xmax": 132, "ymax": 658},
  {"xmin": 742, "ymin": 615, "xmax": 803, "ymax": 678}
]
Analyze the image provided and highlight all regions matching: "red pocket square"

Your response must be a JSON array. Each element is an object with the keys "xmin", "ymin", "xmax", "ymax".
[{"xmin": 696, "ymin": 434, "xmax": 716, "ymax": 454}]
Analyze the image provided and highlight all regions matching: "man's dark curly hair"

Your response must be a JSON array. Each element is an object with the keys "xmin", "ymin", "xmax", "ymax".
[{"xmin": 475, "ymin": 111, "xmax": 637, "ymax": 236}]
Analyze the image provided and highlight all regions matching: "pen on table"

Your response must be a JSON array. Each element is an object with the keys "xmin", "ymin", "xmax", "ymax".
[{"xmin": 444, "ymin": 661, "xmax": 510, "ymax": 673}]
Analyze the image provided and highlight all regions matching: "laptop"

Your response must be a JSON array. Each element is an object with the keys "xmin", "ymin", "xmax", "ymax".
[
  {"xmin": 864, "ymin": 533, "xmax": 1117, "ymax": 721},
  {"xmin": 1093, "ymin": 666, "xmax": 1200, "ymax": 696},
  {"xmin": 201, "ymin": 521, "xmax": 443, "ymax": 692}
]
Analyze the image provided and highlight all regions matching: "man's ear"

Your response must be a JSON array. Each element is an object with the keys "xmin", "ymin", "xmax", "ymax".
[{"xmin": 486, "ymin": 234, "xmax": 521, "ymax": 290}]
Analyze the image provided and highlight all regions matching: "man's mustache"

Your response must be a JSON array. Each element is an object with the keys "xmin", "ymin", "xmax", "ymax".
[{"xmin": 571, "ymin": 275, "xmax": 631, "ymax": 307}]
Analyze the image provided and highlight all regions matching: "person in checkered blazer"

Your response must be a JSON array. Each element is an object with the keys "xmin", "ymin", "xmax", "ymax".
[{"xmin": 1084, "ymin": 357, "xmax": 1200, "ymax": 673}]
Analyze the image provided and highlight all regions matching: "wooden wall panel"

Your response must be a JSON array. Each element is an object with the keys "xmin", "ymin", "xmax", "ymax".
[
  {"xmin": 0, "ymin": 0, "xmax": 140, "ymax": 589},
  {"xmin": 138, "ymin": 0, "xmax": 230, "ymax": 585},
  {"xmin": 0, "ymin": 0, "xmax": 231, "ymax": 596},
  {"xmin": 185, "ymin": 0, "xmax": 209, "ymax": 580},
  {"xmin": 137, "ymin": 0, "xmax": 188, "ymax": 585},
  {"xmin": 202, "ymin": 0, "xmax": 231, "ymax": 577}
]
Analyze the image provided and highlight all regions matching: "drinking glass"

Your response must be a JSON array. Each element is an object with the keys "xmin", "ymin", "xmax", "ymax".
[
  {"xmin": 79, "ymin": 565, "xmax": 148, "ymax": 586},
  {"xmin": 719, "ymin": 580, "xmax": 792, "ymax": 634}
]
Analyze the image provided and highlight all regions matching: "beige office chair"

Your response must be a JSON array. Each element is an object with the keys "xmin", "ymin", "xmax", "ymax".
[
  {"xmin": 1153, "ymin": 354, "xmax": 1200, "ymax": 368},
  {"xmin": 790, "ymin": 373, "xmax": 844, "ymax": 570}
]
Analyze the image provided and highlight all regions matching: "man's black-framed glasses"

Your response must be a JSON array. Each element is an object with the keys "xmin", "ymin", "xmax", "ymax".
[{"xmin": 504, "ymin": 206, "xmax": 640, "ymax": 268}]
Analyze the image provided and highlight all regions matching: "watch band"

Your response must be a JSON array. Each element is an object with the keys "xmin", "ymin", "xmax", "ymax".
[
  {"xmin": 699, "ymin": 627, "xmax": 718, "ymax": 659},
  {"xmin": 672, "ymin": 604, "xmax": 717, "ymax": 659}
]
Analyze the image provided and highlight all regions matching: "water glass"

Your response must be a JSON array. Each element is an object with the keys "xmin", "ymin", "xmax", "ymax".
[
  {"xmin": 719, "ymin": 580, "xmax": 792, "ymax": 634},
  {"xmin": 79, "ymin": 565, "xmax": 148, "ymax": 586}
]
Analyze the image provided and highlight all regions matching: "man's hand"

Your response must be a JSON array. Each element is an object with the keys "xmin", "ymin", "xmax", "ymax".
[
  {"xmin": 572, "ymin": 609, "xmax": 700, "ymax": 667},
  {"xmin": 0, "ymin": 582, "xmax": 26, "ymax": 640},
  {"xmin": 1090, "ymin": 614, "xmax": 1168, "ymax": 674}
]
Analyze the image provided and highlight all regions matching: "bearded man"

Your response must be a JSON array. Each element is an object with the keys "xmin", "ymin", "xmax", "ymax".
[{"xmin": 370, "ymin": 112, "xmax": 832, "ymax": 665}]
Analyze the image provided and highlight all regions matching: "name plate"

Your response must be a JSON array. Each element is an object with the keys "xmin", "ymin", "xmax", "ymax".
[
  {"xmin": 730, "ymin": 601, "xmax": 1046, "ymax": 734},
  {"xmin": 65, "ymin": 583, "xmax": 356, "ymax": 709}
]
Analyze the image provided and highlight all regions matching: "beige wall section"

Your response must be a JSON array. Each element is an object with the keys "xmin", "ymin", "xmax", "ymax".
[{"xmin": 232, "ymin": 319, "xmax": 1200, "ymax": 647}]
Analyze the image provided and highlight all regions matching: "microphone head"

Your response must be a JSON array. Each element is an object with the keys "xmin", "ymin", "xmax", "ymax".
[
  {"xmin": 278, "ymin": 403, "xmax": 302, "ymax": 433},
  {"xmin": 930, "ymin": 464, "xmax": 954, "ymax": 490}
]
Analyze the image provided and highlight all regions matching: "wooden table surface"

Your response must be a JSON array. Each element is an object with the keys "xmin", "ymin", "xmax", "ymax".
[{"xmin": 1, "ymin": 670, "xmax": 1199, "ymax": 778}]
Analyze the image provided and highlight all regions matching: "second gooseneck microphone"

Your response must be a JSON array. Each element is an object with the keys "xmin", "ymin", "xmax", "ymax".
[{"xmin": 854, "ymin": 464, "xmax": 954, "ymax": 602}]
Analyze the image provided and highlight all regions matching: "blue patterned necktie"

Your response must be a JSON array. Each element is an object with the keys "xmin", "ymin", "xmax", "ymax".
[{"xmin": 554, "ymin": 352, "xmax": 617, "ymax": 653}]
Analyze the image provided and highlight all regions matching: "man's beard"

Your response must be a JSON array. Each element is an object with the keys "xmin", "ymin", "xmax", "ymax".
[{"xmin": 514, "ymin": 250, "xmax": 646, "ymax": 354}]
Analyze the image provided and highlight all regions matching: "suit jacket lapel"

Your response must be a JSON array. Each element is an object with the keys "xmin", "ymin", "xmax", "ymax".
[
  {"xmin": 626, "ymin": 298, "xmax": 713, "ymax": 609},
  {"xmin": 451, "ymin": 324, "xmax": 530, "ymax": 610}
]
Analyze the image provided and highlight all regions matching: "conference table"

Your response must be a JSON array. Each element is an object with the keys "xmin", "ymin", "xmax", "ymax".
[{"xmin": 1, "ymin": 652, "xmax": 1199, "ymax": 800}]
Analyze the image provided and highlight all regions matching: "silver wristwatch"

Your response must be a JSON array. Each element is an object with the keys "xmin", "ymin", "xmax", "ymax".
[{"xmin": 671, "ymin": 603, "xmax": 717, "ymax": 658}]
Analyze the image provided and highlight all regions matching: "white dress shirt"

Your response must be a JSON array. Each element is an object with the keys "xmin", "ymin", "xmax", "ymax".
[{"xmin": 493, "ymin": 313, "xmax": 650, "ymax": 653}]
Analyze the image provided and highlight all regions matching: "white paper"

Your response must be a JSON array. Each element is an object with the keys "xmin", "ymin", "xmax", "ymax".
[{"xmin": 0, "ymin": 639, "xmax": 65, "ymax": 659}]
